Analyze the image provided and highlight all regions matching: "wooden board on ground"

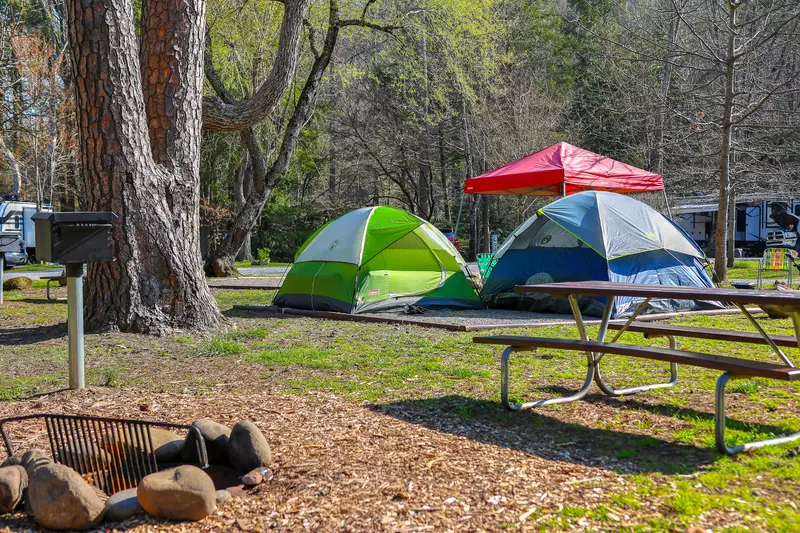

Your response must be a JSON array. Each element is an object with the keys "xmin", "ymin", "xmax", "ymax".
[{"xmin": 232, "ymin": 305, "xmax": 764, "ymax": 332}]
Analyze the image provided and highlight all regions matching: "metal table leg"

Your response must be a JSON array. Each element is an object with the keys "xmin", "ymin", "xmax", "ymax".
[
  {"xmin": 595, "ymin": 336, "xmax": 679, "ymax": 396},
  {"xmin": 578, "ymin": 296, "xmax": 680, "ymax": 396},
  {"xmin": 716, "ymin": 371, "xmax": 800, "ymax": 454},
  {"xmin": 736, "ymin": 303, "xmax": 794, "ymax": 367},
  {"xmin": 501, "ymin": 346, "xmax": 595, "ymax": 411}
]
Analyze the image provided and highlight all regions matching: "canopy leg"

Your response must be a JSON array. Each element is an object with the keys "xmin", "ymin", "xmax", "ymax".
[{"xmin": 453, "ymin": 191, "xmax": 466, "ymax": 240}]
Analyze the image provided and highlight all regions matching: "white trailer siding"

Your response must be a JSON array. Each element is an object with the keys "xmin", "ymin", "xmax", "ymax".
[{"xmin": 673, "ymin": 198, "xmax": 800, "ymax": 256}]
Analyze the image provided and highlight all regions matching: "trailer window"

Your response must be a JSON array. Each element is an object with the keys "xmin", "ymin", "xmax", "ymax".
[
  {"xmin": 795, "ymin": 204, "xmax": 800, "ymax": 217},
  {"xmin": 15, "ymin": 215, "xmax": 20, "ymax": 229}
]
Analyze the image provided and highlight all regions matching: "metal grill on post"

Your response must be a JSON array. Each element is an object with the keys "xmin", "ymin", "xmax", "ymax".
[{"xmin": 0, "ymin": 414, "xmax": 209, "ymax": 494}]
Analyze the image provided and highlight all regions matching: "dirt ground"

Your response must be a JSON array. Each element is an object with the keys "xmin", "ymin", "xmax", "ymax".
[{"xmin": 2, "ymin": 286, "xmax": 800, "ymax": 532}]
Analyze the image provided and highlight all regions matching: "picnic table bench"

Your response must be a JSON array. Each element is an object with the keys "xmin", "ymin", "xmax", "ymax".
[{"xmin": 474, "ymin": 281, "xmax": 800, "ymax": 454}]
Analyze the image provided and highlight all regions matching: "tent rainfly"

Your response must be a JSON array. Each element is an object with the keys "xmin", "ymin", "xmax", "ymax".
[
  {"xmin": 464, "ymin": 142, "xmax": 664, "ymax": 197},
  {"xmin": 481, "ymin": 192, "xmax": 720, "ymax": 318},
  {"xmin": 273, "ymin": 206, "xmax": 482, "ymax": 313}
]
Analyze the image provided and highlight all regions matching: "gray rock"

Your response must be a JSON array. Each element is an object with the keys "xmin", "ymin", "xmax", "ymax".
[
  {"xmin": 151, "ymin": 429, "xmax": 185, "ymax": 463},
  {"xmin": 58, "ymin": 441, "xmax": 111, "ymax": 474},
  {"xmin": 182, "ymin": 419, "xmax": 231, "ymax": 465},
  {"xmin": 215, "ymin": 489, "xmax": 231, "ymax": 505},
  {"xmin": 103, "ymin": 488, "xmax": 143, "ymax": 522},
  {"xmin": 102, "ymin": 428, "xmax": 184, "ymax": 463},
  {"xmin": 203, "ymin": 465, "xmax": 243, "ymax": 490},
  {"xmin": 0, "ymin": 455, "xmax": 21, "ymax": 468},
  {"xmin": 20, "ymin": 449, "xmax": 51, "ymax": 472},
  {"xmin": 28, "ymin": 463, "xmax": 105, "ymax": 530},
  {"xmin": 0, "ymin": 466, "xmax": 28, "ymax": 513},
  {"xmin": 228, "ymin": 421, "xmax": 272, "ymax": 473},
  {"xmin": 137, "ymin": 465, "xmax": 215, "ymax": 521}
]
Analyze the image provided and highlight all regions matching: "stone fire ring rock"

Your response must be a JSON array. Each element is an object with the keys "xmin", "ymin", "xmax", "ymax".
[{"xmin": 137, "ymin": 465, "xmax": 216, "ymax": 521}]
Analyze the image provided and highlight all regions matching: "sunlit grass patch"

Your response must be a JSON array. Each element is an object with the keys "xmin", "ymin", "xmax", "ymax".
[{"xmin": 195, "ymin": 335, "xmax": 246, "ymax": 357}]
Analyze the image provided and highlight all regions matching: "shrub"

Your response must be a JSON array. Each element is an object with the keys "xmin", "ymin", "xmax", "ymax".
[{"xmin": 256, "ymin": 247, "xmax": 270, "ymax": 264}]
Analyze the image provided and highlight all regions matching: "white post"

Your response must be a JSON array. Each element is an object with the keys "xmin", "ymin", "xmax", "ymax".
[{"xmin": 66, "ymin": 263, "xmax": 85, "ymax": 389}]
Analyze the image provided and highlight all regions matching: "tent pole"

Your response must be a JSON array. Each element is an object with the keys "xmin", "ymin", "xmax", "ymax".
[
  {"xmin": 454, "ymin": 190, "xmax": 466, "ymax": 237},
  {"xmin": 662, "ymin": 188, "xmax": 673, "ymax": 220},
  {"xmin": 561, "ymin": 183, "xmax": 566, "ymax": 197}
]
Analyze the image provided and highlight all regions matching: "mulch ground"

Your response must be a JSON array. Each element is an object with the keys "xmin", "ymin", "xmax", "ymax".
[{"xmin": 0, "ymin": 388, "xmax": 630, "ymax": 533}]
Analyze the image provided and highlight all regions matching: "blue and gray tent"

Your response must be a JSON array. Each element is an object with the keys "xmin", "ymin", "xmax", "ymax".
[{"xmin": 481, "ymin": 191, "xmax": 721, "ymax": 317}]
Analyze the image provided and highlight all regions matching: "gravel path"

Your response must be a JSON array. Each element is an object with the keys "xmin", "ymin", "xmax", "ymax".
[{"xmin": 207, "ymin": 277, "xmax": 282, "ymax": 289}]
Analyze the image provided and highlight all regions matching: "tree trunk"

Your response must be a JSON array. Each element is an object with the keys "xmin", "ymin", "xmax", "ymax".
[
  {"xmin": 201, "ymin": 0, "xmax": 310, "ymax": 131},
  {"xmin": 727, "ymin": 190, "xmax": 735, "ymax": 268},
  {"xmin": 714, "ymin": 4, "xmax": 737, "ymax": 282},
  {"xmin": 0, "ymin": 132, "xmax": 21, "ymax": 195},
  {"xmin": 233, "ymin": 147, "xmax": 254, "ymax": 262},
  {"xmin": 205, "ymin": 1, "xmax": 345, "ymax": 276},
  {"xmin": 650, "ymin": 6, "xmax": 678, "ymax": 175},
  {"xmin": 67, "ymin": 0, "xmax": 221, "ymax": 333},
  {"xmin": 438, "ymin": 125, "xmax": 450, "ymax": 223}
]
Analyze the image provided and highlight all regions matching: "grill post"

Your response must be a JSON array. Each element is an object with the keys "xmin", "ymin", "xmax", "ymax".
[{"xmin": 66, "ymin": 263, "xmax": 85, "ymax": 389}]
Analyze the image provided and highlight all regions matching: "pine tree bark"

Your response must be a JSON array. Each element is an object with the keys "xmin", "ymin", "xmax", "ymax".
[{"xmin": 67, "ymin": 0, "xmax": 220, "ymax": 333}]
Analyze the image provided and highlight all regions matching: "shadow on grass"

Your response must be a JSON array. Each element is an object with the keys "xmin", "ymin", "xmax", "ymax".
[
  {"xmin": 0, "ymin": 323, "xmax": 66, "ymax": 345},
  {"xmin": 17, "ymin": 298, "xmax": 66, "ymax": 305},
  {"xmin": 372, "ymin": 394, "xmax": 726, "ymax": 475},
  {"xmin": 578, "ymin": 391, "xmax": 790, "ymax": 436}
]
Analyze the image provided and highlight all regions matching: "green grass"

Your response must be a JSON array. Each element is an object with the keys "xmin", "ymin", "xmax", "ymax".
[
  {"xmin": 194, "ymin": 335, "xmax": 246, "ymax": 357},
  {"xmin": 709, "ymin": 259, "xmax": 796, "ymax": 283},
  {"xmin": 4, "ymin": 262, "xmax": 62, "ymax": 272},
  {"xmin": 3, "ymin": 289, "xmax": 800, "ymax": 530}
]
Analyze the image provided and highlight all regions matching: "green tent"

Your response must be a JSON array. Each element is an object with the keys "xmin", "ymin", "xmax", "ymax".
[{"xmin": 273, "ymin": 206, "xmax": 482, "ymax": 313}]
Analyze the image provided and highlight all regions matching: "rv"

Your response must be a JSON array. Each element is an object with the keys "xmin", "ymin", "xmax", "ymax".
[
  {"xmin": 674, "ymin": 195, "xmax": 799, "ymax": 257},
  {"xmin": 0, "ymin": 196, "xmax": 52, "ymax": 266}
]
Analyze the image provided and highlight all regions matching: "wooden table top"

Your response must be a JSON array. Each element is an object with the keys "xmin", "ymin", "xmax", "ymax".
[{"xmin": 514, "ymin": 281, "xmax": 800, "ymax": 309}]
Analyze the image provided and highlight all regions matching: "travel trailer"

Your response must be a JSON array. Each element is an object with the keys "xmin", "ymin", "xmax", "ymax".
[
  {"xmin": 673, "ymin": 195, "xmax": 799, "ymax": 257},
  {"xmin": 0, "ymin": 196, "xmax": 52, "ymax": 266}
]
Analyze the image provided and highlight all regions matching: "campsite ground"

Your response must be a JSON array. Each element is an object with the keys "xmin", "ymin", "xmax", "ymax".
[{"xmin": 2, "ymin": 286, "xmax": 800, "ymax": 532}]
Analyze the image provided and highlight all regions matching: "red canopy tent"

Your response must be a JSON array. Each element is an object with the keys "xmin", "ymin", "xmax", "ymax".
[{"xmin": 464, "ymin": 142, "xmax": 664, "ymax": 196}]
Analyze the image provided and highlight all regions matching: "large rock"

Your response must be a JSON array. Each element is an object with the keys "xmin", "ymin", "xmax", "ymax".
[
  {"xmin": 203, "ymin": 465, "xmax": 243, "ymax": 490},
  {"xmin": 3, "ymin": 277, "xmax": 32, "ymax": 291},
  {"xmin": 137, "ymin": 465, "xmax": 215, "ymax": 521},
  {"xmin": 151, "ymin": 428, "xmax": 185, "ymax": 462},
  {"xmin": 0, "ymin": 455, "xmax": 21, "ymax": 468},
  {"xmin": 28, "ymin": 463, "xmax": 105, "ymax": 530},
  {"xmin": 58, "ymin": 441, "xmax": 111, "ymax": 474},
  {"xmin": 228, "ymin": 421, "xmax": 272, "ymax": 473},
  {"xmin": 0, "ymin": 466, "xmax": 28, "ymax": 513},
  {"xmin": 20, "ymin": 449, "xmax": 51, "ymax": 472},
  {"xmin": 102, "ymin": 428, "xmax": 184, "ymax": 463},
  {"xmin": 182, "ymin": 419, "xmax": 231, "ymax": 465},
  {"xmin": 104, "ymin": 488, "xmax": 144, "ymax": 522}
]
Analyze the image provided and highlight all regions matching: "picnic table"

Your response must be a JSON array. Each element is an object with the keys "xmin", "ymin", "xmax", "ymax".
[{"xmin": 474, "ymin": 281, "xmax": 800, "ymax": 454}]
